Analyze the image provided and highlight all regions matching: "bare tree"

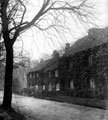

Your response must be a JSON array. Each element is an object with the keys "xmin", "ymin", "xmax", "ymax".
[
  {"xmin": 0, "ymin": 0, "xmax": 95, "ymax": 109},
  {"xmin": 0, "ymin": 40, "xmax": 5, "ymax": 62}
]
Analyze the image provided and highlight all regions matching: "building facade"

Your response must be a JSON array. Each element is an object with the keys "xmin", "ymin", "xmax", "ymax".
[
  {"xmin": 27, "ymin": 50, "xmax": 60, "ymax": 96},
  {"xmin": 27, "ymin": 27, "xmax": 108, "ymax": 99}
]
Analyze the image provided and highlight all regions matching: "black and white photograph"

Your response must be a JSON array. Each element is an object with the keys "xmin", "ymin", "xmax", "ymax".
[{"xmin": 0, "ymin": 0, "xmax": 108, "ymax": 119}]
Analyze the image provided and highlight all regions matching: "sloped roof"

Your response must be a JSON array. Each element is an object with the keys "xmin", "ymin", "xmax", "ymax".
[
  {"xmin": 68, "ymin": 27, "xmax": 108, "ymax": 55},
  {"xmin": 30, "ymin": 59, "xmax": 51, "ymax": 72},
  {"xmin": 43, "ymin": 57, "xmax": 58, "ymax": 71},
  {"xmin": 30, "ymin": 27, "xmax": 108, "ymax": 72},
  {"xmin": 30, "ymin": 57, "xmax": 58, "ymax": 72}
]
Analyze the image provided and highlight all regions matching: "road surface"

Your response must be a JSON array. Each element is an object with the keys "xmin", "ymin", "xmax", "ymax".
[{"xmin": 0, "ymin": 92, "xmax": 108, "ymax": 120}]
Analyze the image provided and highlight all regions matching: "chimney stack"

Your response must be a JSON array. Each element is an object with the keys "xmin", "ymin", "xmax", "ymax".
[
  {"xmin": 53, "ymin": 50, "xmax": 59, "ymax": 58},
  {"xmin": 65, "ymin": 43, "xmax": 70, "ymax": 54}
]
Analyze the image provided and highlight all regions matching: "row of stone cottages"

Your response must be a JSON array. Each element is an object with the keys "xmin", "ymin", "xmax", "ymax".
[{"xmin": 27, "ymin": 27, "xmax": 108, "ymax": 99}]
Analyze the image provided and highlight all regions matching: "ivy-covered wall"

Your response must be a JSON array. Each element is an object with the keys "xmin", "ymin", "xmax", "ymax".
[
  {"xmin": 27, "ymin": 41, "xmax": 108, "ymax": 100},
  {"xmin": 59, "ymin": 42, "xmax": 108, "ymax": 99}
]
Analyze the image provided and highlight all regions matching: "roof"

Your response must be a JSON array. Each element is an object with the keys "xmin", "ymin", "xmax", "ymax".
[
  {"xmin": 29, "ymin": 27, "xmax": 108, "ymax": 72},
  {"xmin": 68, "ymin": 27, "xmax": 108, "ymax": 55},
  {"xmin": 30, "ymin": 57, "xmax": 58, "ymax": 72},
  {"xmin": 30, "ymin": 59, "xmax": 50, "ymax": 72},
  {"xmin": 43, "ymin": 57, "xmax": 58, "ymax": 71}
]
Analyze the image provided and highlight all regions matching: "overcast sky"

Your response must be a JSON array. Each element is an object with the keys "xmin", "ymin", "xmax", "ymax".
[{"xmin": 14, "ymin": 0, "xmax": 108, "ymax": 61}]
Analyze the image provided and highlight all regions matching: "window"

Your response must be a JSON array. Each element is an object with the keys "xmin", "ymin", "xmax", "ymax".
[
  {"xmin": 37, "ymin": 73, "xmax": 39, "ymax": 78},
  {"xmin": 30, "ymin": 74, "xmax": 32, "ymax": 79},
  {"xmin": 35, "ymin": 85, "xmax": 39, "ymax": 91},
  {"xmin": 48, "ymin": 83, "xmax": 52, "ymax": 91},
  {"xmin": 70, "ymin": 81, "xmax": 74, "ymax": 89},
  {"xmin": 31, "ymin": 73, "xmax": 33, "ymax": 78},
  {"xmin": 89, "ymin": 55, "xmax": 93, "ymax": 66},
  {"xmin": 33, "ymin": 73, "xmax": 35, "ymax": 78},
  {"xmin": 56, "ymin": 83, "xmax": 60, "ymax": 91},
  {"xmin": 55, "ymin": 70, "xmax": 58, "ymax": 77},
  {"xmin": 42, "ymin": 85, "xmax": 45, "ymax": 90},
  {"xmin": 90, "ymin": 79, "xmax": 95, "ymax": 89}
]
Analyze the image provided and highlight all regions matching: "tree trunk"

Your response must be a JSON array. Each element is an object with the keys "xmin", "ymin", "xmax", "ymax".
[{"xmin": 2, "ymin": 44, "xmax": 13, "ymax": 109}]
